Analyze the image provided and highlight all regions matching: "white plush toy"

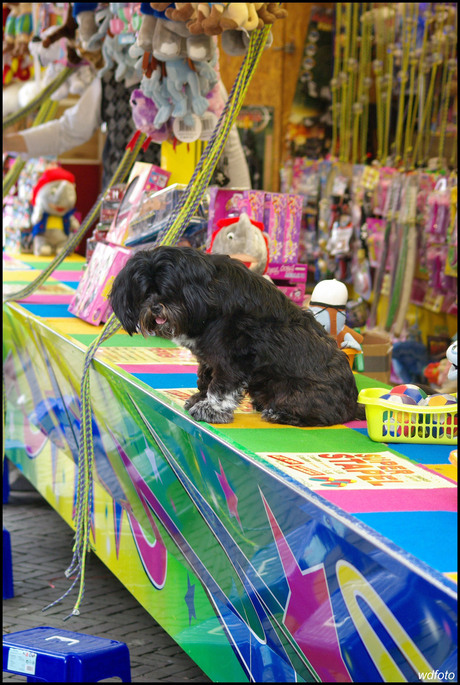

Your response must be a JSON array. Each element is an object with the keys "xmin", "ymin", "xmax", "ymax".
[
  {"xmin": 446, "ymin": 341, "xmax": 457, "ymax": 381},
  {"xmin": 30, "ymin": 168, "xmax": 80, "ymax": 257}
]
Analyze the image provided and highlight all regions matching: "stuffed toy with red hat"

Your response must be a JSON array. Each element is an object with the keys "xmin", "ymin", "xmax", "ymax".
[
  {"xmin": 30, "ymin": 167, "xmax": 80, "ymax": 256},
  {"xmin": 208, "ymin": 212, "xmax": 269, "ymax": 275}
]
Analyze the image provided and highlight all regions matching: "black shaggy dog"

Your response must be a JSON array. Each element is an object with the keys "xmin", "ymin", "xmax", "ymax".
[{"xmin": 109, "ymin": 246, "xmax": 363, "ymax": 426}]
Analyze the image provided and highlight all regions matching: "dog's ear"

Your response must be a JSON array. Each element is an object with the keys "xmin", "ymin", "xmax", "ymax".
[{"xmin": 180, "ymin": 253, "xmax": 216, "ymax": 315}]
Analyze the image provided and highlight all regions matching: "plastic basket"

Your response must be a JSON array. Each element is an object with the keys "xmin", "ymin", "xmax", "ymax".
[{"xmin": 358, "ymin": 388, "xmax": 457, "ymax": 445}]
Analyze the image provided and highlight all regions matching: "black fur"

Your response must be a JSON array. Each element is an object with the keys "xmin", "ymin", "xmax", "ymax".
[{"xmin": 109, "ymin": 246, "xmax": 363, "ymax": 426}]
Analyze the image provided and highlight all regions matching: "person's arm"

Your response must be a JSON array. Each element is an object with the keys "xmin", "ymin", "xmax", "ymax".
[
  {"xmin": 3, "ymin": 76, "xmax": 102, "ymax": 158},
  {"xmin": 3, "ymin": 131, "xmax": 28, "ymax": 153}
]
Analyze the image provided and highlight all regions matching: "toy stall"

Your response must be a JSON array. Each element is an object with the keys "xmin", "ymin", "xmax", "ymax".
[{"xmin": 3, "ymin": 3, "xmax": 458, "ymax": 683}]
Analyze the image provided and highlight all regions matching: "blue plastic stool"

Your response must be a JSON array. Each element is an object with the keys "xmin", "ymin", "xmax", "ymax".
[
  {"xmin": 3, "ymin": 627, "xmax": 131, "ymax": 682},
  {"xmin": 3, "ymin": 528, "xmax": 14, "ymax": 599}
]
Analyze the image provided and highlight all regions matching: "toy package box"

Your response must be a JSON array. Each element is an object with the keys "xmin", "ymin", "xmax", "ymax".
[
  {"xmin": 126, "ymin": 184, "xmax": 186, "ymax": 247},
  {"xmin": 105, "ymin": 162, "xmax": 170, "ymax": 247},
  {"xmin": 266, "ymin": 263, "xmax": 308, "ymax": 305},
  {"xmin": 206, "ymin": 186, "xmax": 304, "ymax": 270},
  {"xmin": 360, "ymin": 329, "xmax": 393, "ymax": 384},
  {"xmin": 282, "ymin": 194, "xmax": 303, "ymax": 264},
  {"xmin": 68, "ymin": 243, "xmax": 131, "ymax": 325},
  {"xmin": 264, "ymin": 193, "xmax": 287, "ymax": 264},
  {"xmin": 206, "ymin": 188, "xmax": 247, "ymax": 243}
]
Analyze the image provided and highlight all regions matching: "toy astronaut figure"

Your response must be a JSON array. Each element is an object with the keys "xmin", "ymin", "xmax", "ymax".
[
  {"xmin": 30, "ymin": 168, "xmax": 79, "ymax": 256},
  {"xmin": 309, "ymin": 279, "xmax": 363, "ymax": 352}
]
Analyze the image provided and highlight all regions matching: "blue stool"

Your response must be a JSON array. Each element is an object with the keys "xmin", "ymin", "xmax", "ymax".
[
  {"xmin": 3, "ymin": 627, "xmax": 131, "ymax": 682},
  {"xmin": 3, "ymin": 528, "xmax": 14, "ymax": 599}
]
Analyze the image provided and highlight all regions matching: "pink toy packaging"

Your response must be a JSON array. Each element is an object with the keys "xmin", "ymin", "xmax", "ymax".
[
  {"xmin": 282, "ymin": 194, "xmax": 303, "ymax": 264},
  {"xmin": 242, "ymin": 190, "xmax": 265, "ymax": 224},
  {"xmin": 266, "ymin": 263, "xmax": 308, "ymax": 305},
  {"xmin": 68, "ymin": 243, "xmax": 131, "ymax": 325},
  {"xmin": 207, "ymin": 187, "xmax": 247, "ymax": 244},
  {"xmin": 264, "ymin": 193, "xmax": 287, "ymax": 264}
]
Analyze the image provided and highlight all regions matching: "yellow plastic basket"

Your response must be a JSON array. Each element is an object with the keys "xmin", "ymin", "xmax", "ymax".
[{"xmin": 358, "ymin": 388, "xmax": 458, "ymax": 445}]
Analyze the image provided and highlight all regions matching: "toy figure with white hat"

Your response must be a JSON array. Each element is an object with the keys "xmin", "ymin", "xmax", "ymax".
[
  {"xmin": 309, "ymin": 278, "xmax": 363, "ymax": 352},
  {"xmin": 30, "ymin": 167, "xmax": 80, "ymax": 256}
]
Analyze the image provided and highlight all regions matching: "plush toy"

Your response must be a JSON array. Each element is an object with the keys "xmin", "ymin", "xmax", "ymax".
[
  {"xmin": 446, "ymin": 341, "xmax": 457, "ymax": 381},
  {"xmin": 30, "ymin": 168, "xmax": 79, "ymax": 257},
  {"xmin": 141, "ymin": 55, "xmax": 213, "ymax": 128},
  {"xmin": 208, "ymin": 213, "xmax": 269, "ymax": 275},
  {"xmin": 99, "ymin": 33, "xmax": 141, "ymax": 85},
  {"xmin": 165, "ymin": 3, "xmax": 195, "ymax": 23},
  {"xmin": 309, "ymin": 279, "xmax": 364, "ymax": 353},
  {"xmin": 72, "ymin": 2, "xmax": 98, "ymax": 49},
  {"xmin": 130, "ymin": 87, "xmax": 171, "ymax": 141}
]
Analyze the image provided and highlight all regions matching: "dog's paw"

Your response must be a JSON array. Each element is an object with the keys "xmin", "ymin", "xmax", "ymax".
[
  {"xmin": 184, "ymin": 392, "xmax": 205, "ymax": 410},
  {"xmin": 261, "ymin": 408, "xmax": 282, "ymax": 423},
  {"xmin": 189, "ymin": 399, "xmax": 234, "ymax": 424}
]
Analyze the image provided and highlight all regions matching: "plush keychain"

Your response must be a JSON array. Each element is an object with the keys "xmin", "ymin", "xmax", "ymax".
[
  {"xmin": 208, "ymin": 213, "xmax": 269, "ymax": 275},
  {"xmin": 30, "ymin": 168, "xmax": 80, "ymax": 257},
  {"xmin": 309, "ymin": 279, "xmax": 363, "ymax": 353}
]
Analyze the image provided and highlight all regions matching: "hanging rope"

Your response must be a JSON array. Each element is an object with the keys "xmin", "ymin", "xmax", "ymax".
[
  {"xmin": 42, "ymin": 25, "xmax": 272, "ymax": 620},
  {"xmin": 3, "ymin": 66, "xmax": 75, "ymax": 130}
]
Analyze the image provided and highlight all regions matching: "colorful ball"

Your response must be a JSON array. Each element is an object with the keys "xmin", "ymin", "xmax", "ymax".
[
  {"xmin": 381, "ymin": 393, "xmax": 417, "ymax": 437},
  {"xmin": 419, "ymin": 393, "xmax": 456, "ymax": 407},
  {"xmin": 418, "ymin": 394, "xmax": 457, "ymax": 438},
  {"xmin": 381, "ymin": 393, "xmax": 417, "ymax": 405},
  {"xmin": 390, "ymin": 384, "xmax": 427, "ymax": 404}
]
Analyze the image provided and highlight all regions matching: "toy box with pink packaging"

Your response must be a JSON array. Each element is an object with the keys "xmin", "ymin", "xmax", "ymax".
[
  {"xmin": 264, "ymin": 192, "xmax": 287, "ymax": 264},
  {"xmin": 206, "ymin": 188, "xmax": 247, "ymax": 243},
  {"xmin": 266, "ymin": 263, "xmax": 308, "ymax": 305},
  {"xmin": 68, "ymin": 243, "xmax": 131, "ymax": 325},
  {"xmin": 282, "ymin": 194, "xmax": 303, "ymax": 264}
]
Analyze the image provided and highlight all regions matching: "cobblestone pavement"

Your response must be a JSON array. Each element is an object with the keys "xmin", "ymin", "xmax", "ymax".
[{"xmin": 3, "ymin": 465, "xmax": 211, "ymax": 682}]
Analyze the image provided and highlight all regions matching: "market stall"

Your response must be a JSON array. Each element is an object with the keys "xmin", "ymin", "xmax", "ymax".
[{"xmin": 3, "ymin": 252, "xmax": 457, "ymax": 682}]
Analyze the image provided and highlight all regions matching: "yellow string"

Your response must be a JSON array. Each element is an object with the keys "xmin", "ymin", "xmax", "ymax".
[
  {"xmin": 382, "ymin": 5, "xmax": 396, "ymax": 165},
  {"xmin": 403, "ymin": 5, "xmax": 420, "ymax": 169},
  {"xmin": 339, "ymin": 3, "xmax": 352, "ymax": 162},
  {"xmin": 330, "ymin": 2, "xmax": 342, "ymax": 158},
  {"xmin": 394, "ymin": 4, "xmax": 413, "ymax": 164}
]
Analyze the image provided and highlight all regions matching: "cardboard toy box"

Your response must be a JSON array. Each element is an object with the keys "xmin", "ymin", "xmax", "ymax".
[
  {"xmin": 360, "ymin": 329, "xmax": 393, "ymax": 384},
  {"xmin": 267, "ymin": 263, "xmax": 308, "ymax": 306}
]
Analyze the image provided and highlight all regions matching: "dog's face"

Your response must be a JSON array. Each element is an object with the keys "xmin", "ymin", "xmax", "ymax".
[{"xmin": 109, "ymin": 246, "xmax": 216, "ymax": 338}]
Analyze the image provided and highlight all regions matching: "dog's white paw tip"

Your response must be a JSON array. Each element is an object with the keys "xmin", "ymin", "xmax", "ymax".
[{"xmin": 189, "ymin": 400, "xmax": 234, "ymax": 424}]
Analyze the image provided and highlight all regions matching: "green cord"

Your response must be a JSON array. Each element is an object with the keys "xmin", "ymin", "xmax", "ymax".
[{"xmin": 3, "ymin": 66, "xmax": 74, "ymax": 130}]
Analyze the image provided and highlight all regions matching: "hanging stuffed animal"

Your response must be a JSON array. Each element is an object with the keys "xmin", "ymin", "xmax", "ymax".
[
  {"xmin": 208, "ymin": 213, "xmax": 269, "ymax": 275},
  {"xmin": 130, "ymin": 87, "xmax": 171, "ymax": 141},
  {"xmin": 30, "ymin": 168, "xmax": 80, "ymax": 257}
]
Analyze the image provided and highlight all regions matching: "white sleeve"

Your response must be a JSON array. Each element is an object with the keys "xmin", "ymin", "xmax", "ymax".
[
  {"xmin": 21, "ymin": 76, "xmax": 102, "ymax": 158},
  {"xmin": 219, "ymin": 80, "xmax": 252, "ymax": 190}
]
